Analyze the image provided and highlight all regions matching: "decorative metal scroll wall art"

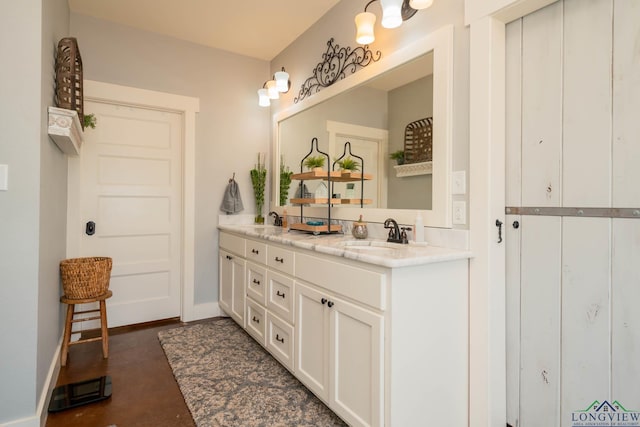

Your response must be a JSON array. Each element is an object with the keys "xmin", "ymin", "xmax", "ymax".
[{"xmin": 294, "ymin": 38, "xmax": 381, "ymax": 103}]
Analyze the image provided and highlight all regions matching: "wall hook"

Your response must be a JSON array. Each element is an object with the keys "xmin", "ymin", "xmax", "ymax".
[{"xmin": 495, "ymin": 219, "xmax": 503, "ymax": 243}]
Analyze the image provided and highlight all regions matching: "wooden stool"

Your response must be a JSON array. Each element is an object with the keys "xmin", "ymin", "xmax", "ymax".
[{"xmin": 60, "ymin": 290, "xmax": 112, "ymax": 366}]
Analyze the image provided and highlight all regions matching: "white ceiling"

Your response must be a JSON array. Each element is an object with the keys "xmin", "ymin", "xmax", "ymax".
[{"xmin": 68, "ymin": 0, "xmax": 341, "ymax": 61}]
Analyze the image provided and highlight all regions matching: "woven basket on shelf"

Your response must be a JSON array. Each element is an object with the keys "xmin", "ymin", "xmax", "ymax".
[
  {"xmin": 403, "ymin": 117, "xmax": 433, "ymax": 164},
  {"xmin": 60, "ymin": 257, "xmax": 112, "ymax": 300},
  {"xmin": 55, "ymin": 37, "xmax": 84, "ymax": 128}
]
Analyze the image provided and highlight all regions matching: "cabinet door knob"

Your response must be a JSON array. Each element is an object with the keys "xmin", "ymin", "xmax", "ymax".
[
  {"xmin": 276, "ymin": 290, "xmax": 286, "ymax": 298},
  {"xmin": 275, "ymin": 256, "xmax": 284, "ymax": 263},
  {"xmin": 321, "ymin": 298, "xmax": 327, "ymax": 305},
  {"xmin": 275, "ymin": 334, "xmax": 285, "ymax": 343},
  {"xmin": 251, "ymin": 248, "xmax": 259, "ymax": 254},
  {"xmin": 327, "ymin": 301, "xmax": 334, "ymax": 308},
  {"xmin": 226, "ymin": 255, "xmax": 232, "ymax": 260}
]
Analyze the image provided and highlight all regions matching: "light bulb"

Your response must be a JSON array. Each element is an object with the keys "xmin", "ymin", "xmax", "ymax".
[
  {"xmin": 266, "ymin": 80, "xmax": 279, "ymax": 99},
  {"xmin": 274, "ymin": 70, "xmax": 289, "ymax": 92},
  {"xmin": 257, "ymin": 88, "xmax": 270, "ymax": 107},
  {"xmin": 355, "ymin": 11, "xmax": 376, "ymax": 44},
  {"xmin": 380, "ymin": 0, "xmax": 403, "ymax": 29}
]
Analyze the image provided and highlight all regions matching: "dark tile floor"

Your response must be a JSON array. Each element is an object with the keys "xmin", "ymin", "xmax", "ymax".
[{"xmin": 45, "ymin": 318, "xmax": 213, "ymax": 427}]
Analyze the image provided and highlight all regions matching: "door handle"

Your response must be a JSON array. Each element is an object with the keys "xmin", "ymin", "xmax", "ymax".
[{"xmin": 85, "ymin": 221, "xmax": 96, "ymax": 236}]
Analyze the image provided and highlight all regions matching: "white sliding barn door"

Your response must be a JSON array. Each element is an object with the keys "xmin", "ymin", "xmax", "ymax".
[
  {"xmin": 505, "ymin": 1, "xmax": 640, "ymax": 426},
  {"xmin": 77, "ymin": 100, "xmax": 183, "ymax": 327}
]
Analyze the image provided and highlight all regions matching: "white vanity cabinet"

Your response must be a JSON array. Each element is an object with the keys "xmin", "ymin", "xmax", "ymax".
[{"xmin": 218, "ymin": 228, "xmax": 470, "ymax": 427}]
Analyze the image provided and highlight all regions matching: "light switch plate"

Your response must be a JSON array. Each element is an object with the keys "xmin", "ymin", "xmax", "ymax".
[
  {"xmin": 452, "ymin": 170, "xmax": 466, "ymax": 195},
  {"xmin": 0, "ymin": 164, "xmax": 7, "ymax": 191},
  {"xmin": 453, "ymin": 201, "xmax": 466, "ymax": 225}
]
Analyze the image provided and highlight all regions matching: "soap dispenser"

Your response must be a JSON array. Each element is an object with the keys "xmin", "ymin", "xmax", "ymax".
[
  {"xmin": 414, "ymin": 213, "xmax": 424, "ymax": 242},
  {"xmin": 352, "ymin": 215, "xmax": 368, "ymax": 239}
]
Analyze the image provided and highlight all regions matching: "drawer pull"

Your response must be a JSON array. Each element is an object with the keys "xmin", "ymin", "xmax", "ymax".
[
  {"xmin": 252, "ymin": 316, "xmax": 260, "ymax": 324},
  {"xmin": 327, "ymin": 301, "xmax": 334, "ymax": 308},
  {"xmin": 226, "ymin": 255, "xmax": 232, "ymax": 260},
  {"xmin": 252, "ymin": 279, "xmax": 261, "ymax": 285},
  {"xmin": 321, "ymin": 298, "xmax": 327, "ymax": 305},
  {"xmin": 251, "ymin": 248, "xmax": 259, "ymax": 254},
  {"xmin": 274, "ymin": 256, "xmax": 284, "ymax": 263},
  {"xmin": 276, "ymin": 290, "xmax": 286, "ymax": 298},
  {"xmin": 275, "ymin": 334, "xmax": 285, "ymax": 343}
]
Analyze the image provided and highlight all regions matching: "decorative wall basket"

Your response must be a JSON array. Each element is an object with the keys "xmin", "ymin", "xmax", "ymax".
[
  {"xmin": 403, "ymin": 117, "xmax": 433, "ymax": 163},
  {"xmin": 55, "ymin": 37, "xmax": 84, "ymax": 128}
]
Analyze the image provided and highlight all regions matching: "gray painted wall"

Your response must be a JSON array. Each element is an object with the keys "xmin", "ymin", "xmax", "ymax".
[
  {"xmin": 0, "ymin": 0, "xmax": 70, "ymax": 423},
  {"xmin": 70, "ymin": 14, "xmax": 271, "ymax": 305},
  {"xmin": 271, "ymin": 0, "xmax": 469, "ymax": 227}
]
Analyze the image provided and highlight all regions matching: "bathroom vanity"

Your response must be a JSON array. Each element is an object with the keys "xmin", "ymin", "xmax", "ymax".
[{"xmin": 218, "ymin": 224, "xmax": 471, "ymax": 427}]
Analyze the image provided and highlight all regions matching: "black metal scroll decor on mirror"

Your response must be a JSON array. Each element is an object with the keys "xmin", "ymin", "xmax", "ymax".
[{"xmin": 294, "ymin": 38, "xmax": 382, "ymax": 103}]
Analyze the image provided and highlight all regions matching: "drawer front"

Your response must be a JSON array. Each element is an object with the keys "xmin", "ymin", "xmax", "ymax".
[
  {"xmin": 219, "ymin": 232, "xmax": 245, "ymax": 257},
  {"xmin": 267, "ymin": 270, "xmax": 295, "ymax": 324},
  {"xmin": 246, "ymin": 299, "xmax": 266, "ymax": 347},
  {"xmin": 246, "ymin": 262, "xmax": 267, "ymax": 306},
  {"xmin": 267, "ymin": 245, "xmax": 294, "ymax": 276},
  {"xmin": 245, "ymin": 239, "xmax": 267, "ymax": 265},
  {"xmin": 266, "ymin": 312, "xmax": 294, "ymax": 371},
  {"xmin": 296, "ymin": 252, "xmax": 386, "ymax": 311}
]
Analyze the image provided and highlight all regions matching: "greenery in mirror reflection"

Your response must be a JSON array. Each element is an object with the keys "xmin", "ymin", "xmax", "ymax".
[{"xmin": 279, "ymin": 160, "xmax": 293, "ymax": 206}]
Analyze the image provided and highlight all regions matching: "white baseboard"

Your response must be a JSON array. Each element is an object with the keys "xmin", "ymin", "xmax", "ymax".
[
  {"xmin": 1, "ymin": 340, "xmax": 61, "ymax": 427},
  {"xmin": 183, "ymin": 301, "xmax": 224, "ymax": 322}
]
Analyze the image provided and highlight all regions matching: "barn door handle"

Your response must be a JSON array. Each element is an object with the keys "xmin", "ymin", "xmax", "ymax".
[
  {"xmin": 85, "ymin": 221, "xmax": 96, "ymax": 236},
  {"xmin": 495, "ymin": 219, "xmax": 503, "ymax": 243}
]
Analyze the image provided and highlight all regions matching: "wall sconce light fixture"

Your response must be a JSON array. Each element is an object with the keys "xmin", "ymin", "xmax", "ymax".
[
  {"xmin": 355, "ymin": 0, "xmax": 433, "ymax": 44},
  {"xmin": 258, "ymin": 67, "xmax": 291, "ymax": 107}
]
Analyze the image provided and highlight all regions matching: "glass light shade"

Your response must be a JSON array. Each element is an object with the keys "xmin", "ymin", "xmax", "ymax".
[
  {"xmin": 380, "ymin": 0, "xmax": 403, "ymax": 28},
  {"xmin": 258, "ymin": 88, "xmax": 270, "ymax": 107},
  {"xmin": 274, "ymin": 70, "xmax": 289, "ymax": 92},
  {"xmin": 266, "ymin": 80, "xmax": 279, "ymax": 99},
  {"xmin": 409, "ymin": 0, "xmax": 433, "ymax": 9},
  {"xmin": 355, "ymin": 12, "xmax": 376, "ymax": 44}
]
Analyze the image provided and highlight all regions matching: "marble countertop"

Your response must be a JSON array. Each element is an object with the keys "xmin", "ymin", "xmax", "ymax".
[{"xmin": 218, "ymin": 224, "xmax": 472, "ymax": 268}]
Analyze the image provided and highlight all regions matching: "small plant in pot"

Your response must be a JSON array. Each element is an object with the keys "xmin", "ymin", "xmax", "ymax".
[
  {"xmin": 336, "ymin": 156, "xmax": 360, "ymax": 172},
  {"xmin": 304, "ymin": 155, "xmax": 325, "ymax": 172},
  {"xmin": 389, "ymin": 150, "xmax": 405, "ymax": 165}
]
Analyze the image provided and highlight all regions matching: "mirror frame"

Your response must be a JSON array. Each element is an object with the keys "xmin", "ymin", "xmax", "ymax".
[{"xmin": 272, "ymin": 25, "xmax": 453, "ymax": 228}]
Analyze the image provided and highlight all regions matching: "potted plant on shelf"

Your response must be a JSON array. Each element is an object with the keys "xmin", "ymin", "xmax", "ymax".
[
  {"xmin": 83, "ymin": 113, "xmax": 97, "ymax": 129},
  {"xmin": 250, "ymin": 153, "xmax": 267, "ymax": 224},
  {"xmin": 389, "ymin": 150, "xmax": 405, "ymax": 165},
  {"xmin": 279, "ymin": 159, "xmax": 293, "ymax": 206},
  {"xmin": 336, "ymin": 156, "xmax": 360, "ymax": 172},
  {"xmin": 303, "ymin": 155, "xmax": 325, "ymax": 172}
]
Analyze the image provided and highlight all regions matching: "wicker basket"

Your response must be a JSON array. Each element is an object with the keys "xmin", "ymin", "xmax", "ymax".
[
  {"xmin": 60, "ymin": 257, "xmax": 112, "ymax": 300},
  {"xmin": 403, "ymin": 117, "xmax": 433, "ymax": 164},
  {"xmin": 55, "ymin": 37, "xmax": 84, "ymax": 128}
]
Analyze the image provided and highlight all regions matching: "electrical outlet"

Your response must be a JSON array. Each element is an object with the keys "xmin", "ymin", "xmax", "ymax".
[
  {"xmin": 452, "ymin": 170, "xmax": 466, "ymax": 195},
  {"xmin": 453, "ymin": 201, "xmax": 466, "ymax": 225}
]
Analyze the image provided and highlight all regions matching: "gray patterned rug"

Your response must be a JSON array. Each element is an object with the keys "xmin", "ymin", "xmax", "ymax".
[{"xmin": 158, "ymin": 318, "xmax": 346, "ymax": 427}]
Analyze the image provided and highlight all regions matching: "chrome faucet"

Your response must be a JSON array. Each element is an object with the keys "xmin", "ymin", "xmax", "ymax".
[
  {"xmin": 384, "ymin": 218, "xmax": 403, "ymax": 243},
  {"xmin": 268, "ymin": 211, "xmax": 282, "ymax": 227}
]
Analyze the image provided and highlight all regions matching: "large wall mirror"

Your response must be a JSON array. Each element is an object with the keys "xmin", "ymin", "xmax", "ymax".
[{"xmin": 272, "ymin": 25, "xmax": 453, "ymax": 228}]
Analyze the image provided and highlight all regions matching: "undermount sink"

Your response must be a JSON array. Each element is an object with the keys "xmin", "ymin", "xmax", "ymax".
[{"xmin": 338, "ymin": 241, "xmax": 406, "ymax": 255}]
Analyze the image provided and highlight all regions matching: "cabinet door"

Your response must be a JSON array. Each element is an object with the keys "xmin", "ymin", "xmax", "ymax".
[
  {"xmin": 230, "ymin": 255, "xmax": 246, "ymax": 327},
  {"xmin": 218, "ymin": 249, "xmax": 234, "ymax": 314},
  {"xmin": 295, "ymin": 282, "xmax": 329, "ymax": 401},
  {"xmin": 329, "ymin": 296, "xmax": 383, "ymax": 427}
]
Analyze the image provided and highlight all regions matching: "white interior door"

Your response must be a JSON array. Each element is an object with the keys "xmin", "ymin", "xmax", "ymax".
[
  {"xmin": 327, "ymin": 121, "xmax": 388, "ymax": 209},
  {"xmin": 78, "ymin": 100, "xmax": 183, "ymax": 327}
]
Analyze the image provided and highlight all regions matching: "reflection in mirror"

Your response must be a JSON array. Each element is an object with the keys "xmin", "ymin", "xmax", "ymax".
[
  {"xmin": 278, "ymin": 53, "xmax": 433, "ymax": 210},
  {"xmin": 273, "ymin": 26, "xmax": 453, "ymax": 228}
]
